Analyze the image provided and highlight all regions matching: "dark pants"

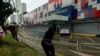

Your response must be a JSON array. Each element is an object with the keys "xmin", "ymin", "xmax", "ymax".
[
  {"xmin": 41, "ymin": 40, "xmax": 55, "ymax": 56},
  {"xmin": 11, "ymin": 31, "xmax": 19, "ymax": 42}
]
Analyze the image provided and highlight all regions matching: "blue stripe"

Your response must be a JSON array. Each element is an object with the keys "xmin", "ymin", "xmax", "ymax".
[
  {"xmin": 49, "ymin": 5, "xmax": 77, "ymax": 21},
  {"xmin": 49, "ymin": 5, "xmax": 74, "ymax": 16},
  {"xmin": 84, "ymin": 6, "xmax": 92, "ymax": 18},
  {"xmin": 97, "ymin": 0, "xmax": 100, "ymax": 3}
]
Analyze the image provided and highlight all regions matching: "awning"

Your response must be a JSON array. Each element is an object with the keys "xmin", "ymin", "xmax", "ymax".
[
  {"xmin": 47, "ymin": 15, "xmax": 68, "ymax": 21},
  {"xmin": 39, "ymin": 15, "xmax": 69, "ymax": 24}
]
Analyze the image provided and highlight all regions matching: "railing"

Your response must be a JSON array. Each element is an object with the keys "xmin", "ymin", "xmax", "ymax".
[
  {"xmin": 54, "ymin": 40, "xmax": 100, "ymax": 56},
  {"xmin": 77, "ymin": 41, "xmax": 100, "ymax": 56},
  {"xmin": 54, "ymin": 33, "xmax": 100, "ymax": 56}
]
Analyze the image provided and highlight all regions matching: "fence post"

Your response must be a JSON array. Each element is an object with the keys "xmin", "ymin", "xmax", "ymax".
[{"xmin": 77, "ymin": 41, "xmax": 80, "ymax": 56}]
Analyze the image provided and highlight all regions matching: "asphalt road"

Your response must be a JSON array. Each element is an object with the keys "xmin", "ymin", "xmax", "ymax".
[{"xmin": 18, "ymin": 26, "xmax": 100, "ymax": 56}]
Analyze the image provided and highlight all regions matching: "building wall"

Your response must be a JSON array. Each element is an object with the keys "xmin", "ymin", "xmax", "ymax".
[
  {"xmin": 20, "ymin": 3, "xmax": 26, "ymax": 14},
  {"xmin": 73, "ymin": 22, "xmax": 100, "ymax": 34},
  {"xmin": 23, "ymin": 0, "xmax": 100, "ymax": 34}
]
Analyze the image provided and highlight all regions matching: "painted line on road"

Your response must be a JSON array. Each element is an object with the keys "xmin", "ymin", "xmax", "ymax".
[
  {"xmin": 81, "ymin": 50, "xmax": 100, "ymax": 52},
  {"xmin": 68, "ymin": 49, "xmax": 93, "ymax": 56},
  {"xmin": 88, "ymin": 46, "xmax": 100, "ymax": 50}
]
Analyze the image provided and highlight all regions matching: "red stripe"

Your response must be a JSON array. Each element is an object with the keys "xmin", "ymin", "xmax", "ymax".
[
  {"xmin": 92, "ymin": 8, "xmax": 98, "ymax": 17},
  {"xmin": 74, "ymin": 14, "xmax": 77, "ymax": 20},
  {"xmin": 49, "ymin": 0, "xmax": 54, "ymax": 3},
  {"xmin": 97, "ymin": 10, "xmax": 100, "ymax": 17},
  {"xmin": 0, "ymin": 34, "xmax": 3, "ymax": 38},
  {"xmin": 74, "ymin": 0, "xmax": 78, "ymax": 4},
  {"xmin": 81, "ymin": 0, "xmax": 88, "ymax": 8},
  {"xmin": 84, "ymin": 9, "xmax": 88, "ymax": 16}
]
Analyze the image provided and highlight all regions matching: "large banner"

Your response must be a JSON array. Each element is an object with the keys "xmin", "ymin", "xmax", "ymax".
[
  {"xmin": 48, "ymin": 0, "xmax": 77, "ymax": 21},
  {"xmin": 23, "ymin": 0, "xmax": 100, "ymax": 25},
  {"xmin": 76, "ymin": 0, "xmax": 100, "ymax": 19}
]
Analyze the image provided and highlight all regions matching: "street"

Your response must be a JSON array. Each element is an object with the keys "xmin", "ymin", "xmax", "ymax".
[{"xmin": 18, "ymin": 27, "xmax": 100, "ymax": 56}]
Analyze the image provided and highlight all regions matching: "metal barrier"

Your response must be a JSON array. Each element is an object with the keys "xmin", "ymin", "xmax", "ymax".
[
  {"xmin": 66, "ymin": 40, "xmax": 100, "ymax": 56},
  {"xmin": 77, "ymin": 41, "xmax": 100, "ymax": 55}
]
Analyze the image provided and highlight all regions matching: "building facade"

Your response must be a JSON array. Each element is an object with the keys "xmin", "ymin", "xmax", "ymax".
[{"xmin": 7, "ymin": 0, "xmax": 26, "ymax": 24}]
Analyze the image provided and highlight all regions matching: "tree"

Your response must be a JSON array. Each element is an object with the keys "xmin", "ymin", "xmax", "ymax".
[
  {"xmin": 0, "ymin": 0, "xmax": 16, "ymax": 43},
  {"xmin": 0, "ymin": 0, "xmax": 16, "ymax": 25}
]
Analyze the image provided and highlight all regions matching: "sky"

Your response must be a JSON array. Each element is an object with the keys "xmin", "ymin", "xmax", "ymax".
[{"xmin": 21, "ymin": 0, "xmax": 48, "ymax": 12}]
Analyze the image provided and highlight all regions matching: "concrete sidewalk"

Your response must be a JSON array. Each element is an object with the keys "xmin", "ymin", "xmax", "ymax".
[{"xmin": 18, "ymin": 29, "xmax": 44, "ymax": 52}]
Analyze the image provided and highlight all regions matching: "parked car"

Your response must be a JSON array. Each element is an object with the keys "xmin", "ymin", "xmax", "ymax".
[{"xmin": 60, "ymin": 28, "xmax": 70, "ymax": 36}]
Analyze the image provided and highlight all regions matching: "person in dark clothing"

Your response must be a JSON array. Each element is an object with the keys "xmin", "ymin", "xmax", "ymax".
[
  {"xmin": 41, "ymin": 25, "xmax": 56, "ymax": 56},
  {"xmin": 7, "ymin": 23, "xmax": 19, "ymax": 42}
]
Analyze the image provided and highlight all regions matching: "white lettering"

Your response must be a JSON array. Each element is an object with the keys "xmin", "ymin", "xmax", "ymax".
[{"xmin": 50, "ymin": 9, "xmax": 67, "ymax": 15}]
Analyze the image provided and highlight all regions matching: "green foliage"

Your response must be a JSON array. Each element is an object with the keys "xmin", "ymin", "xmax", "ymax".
[
  {"xmin": 0, "ymin": 34, "xmax": 43, "ymax": 56},
  {"xmin": 0, "ymin": 0, "xmax": 16, "ymax": 25}
]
